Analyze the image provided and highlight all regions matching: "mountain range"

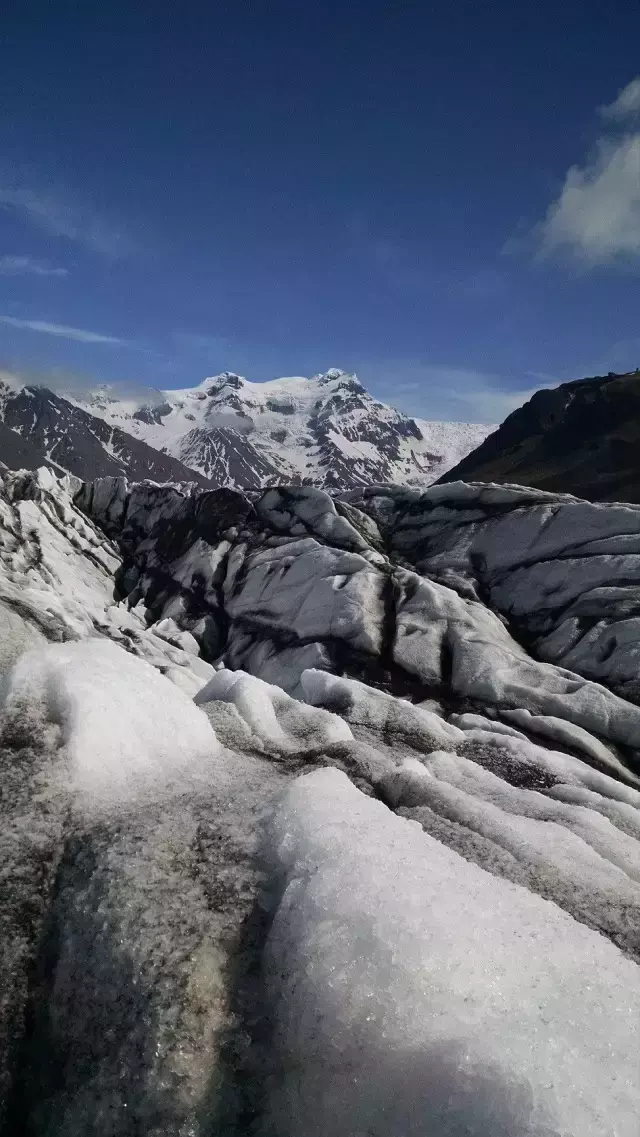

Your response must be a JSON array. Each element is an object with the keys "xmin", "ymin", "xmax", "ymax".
[
  {"xmin": 0, "ymin": 368, "xmax": 492, "ymax": 490},
  {"xmin": 5, "ymin": 365, "xmax": 640, "ymax": 505}
]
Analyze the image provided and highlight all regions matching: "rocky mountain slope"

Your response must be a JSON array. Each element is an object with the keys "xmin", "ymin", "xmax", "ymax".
[
  {"xmin": 72, "ymin": 368, "xmax": 492, "ymax": 489},
  {"xmin": 440, "ymin": 370, "xmax": 640, "ymax": 502},
  {"xmin": 0, "ymin": 419, "xmax": 53, "ymax": 473},
  {"xmin": 1, "ymin": 465, "xmax": 639, "ymax": 1135},
  {"xmin": 0, "ymin": 375, "xmax": 213, "ymax": 486}
]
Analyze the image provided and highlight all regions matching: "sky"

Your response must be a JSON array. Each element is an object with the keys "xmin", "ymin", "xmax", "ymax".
[{"xmin": 2, "ymin": 1, "xmax": 640, "ymax": 423}]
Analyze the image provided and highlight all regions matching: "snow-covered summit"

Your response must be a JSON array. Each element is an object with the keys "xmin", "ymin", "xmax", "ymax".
[{"xmin": 73, "ymin": 368, "xmax": 493, "ymax": 490}]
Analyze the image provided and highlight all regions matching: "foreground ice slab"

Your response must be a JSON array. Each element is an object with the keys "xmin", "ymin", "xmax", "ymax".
[
  {"xmin": 2, "ymin": 468, "xmax": 640, "ymax": 1134},
  {"xmin": 264, "ymin": 768, "xmax": 640, "ymax": 1137},
  {"xmin": 0, "ymin": 639, "xmax": 279, "ymax": 1133}
]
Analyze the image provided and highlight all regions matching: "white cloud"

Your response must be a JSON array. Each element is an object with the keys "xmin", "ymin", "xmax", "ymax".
[
  {"xmin": 0, "ymin": 254, "xmax": 68, "ymax": 277},
  {"xmin": 0, "ymin": 316, "xmax": 125, "ymax": 344},
  {"xmin": 538, "ymin": 79, "xmax": 640, "ymax": 266},
  {"xmin": 52, "ymin": 371, "xmax": 163, "ymax": 402},
  {"xmin": 0, "ymin": 186, "xmax": 134, "ymax": 258},
  {"xmin": 599, "ymin": 78, "xmax": 640, "ymax": 121},
  {"xmin": 540, "ymin": 136, "xmax": 640, "ymax": 264}
]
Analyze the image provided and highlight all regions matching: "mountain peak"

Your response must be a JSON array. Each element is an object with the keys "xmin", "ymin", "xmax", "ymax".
[
  {"xmin": 196, "ymin": 372, "xmax": 245, "ymax": 396},
  {"xmin": 147, "ymin": 370, "xmax": 492, "ymax": 488}
]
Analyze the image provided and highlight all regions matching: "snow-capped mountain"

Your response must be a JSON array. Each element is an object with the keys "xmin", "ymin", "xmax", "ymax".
[
  {"xmin": 1, "ymin": 466, "xmax": 639, "ymax": 1134},
  {"xmin": 71, "ymin": 368, "xmax": 493, "ymax": 489}
]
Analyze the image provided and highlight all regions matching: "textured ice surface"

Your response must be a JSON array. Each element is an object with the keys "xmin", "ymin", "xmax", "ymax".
[
  {"xmin": 349, "ymin": 481, "xmax": 640, "ymax": 698},
  {"xmin": 1, "ymin": 638, "xmax": 220, "ymax": 811},
  {"xmin": 0, "ymin": 636, "xmax": 284, "ymax": 1133},
  {"xmin": 263, "ymin": 768, "xmax": 640, "ymax": 1137},
  {"xmin": 195, "ymin": 667, "xmax": 352, "ymax": 751},
  {"xmin": 77, "ymin": 472, "xmax": 640, "ymax": 767},
  {"xmin": 0, "ymin": 467, "xmax": 219, "ymax": 696},
  {"xmin": 3, "ymin": 468, "xmax": 640, "ymax": 1134},
  {"xmin": 301, "ymin": 668, "xmax": 463, "ymax": 749}
]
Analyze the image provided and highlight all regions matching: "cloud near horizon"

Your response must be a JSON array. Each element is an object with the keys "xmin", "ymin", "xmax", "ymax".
[
  {"xmin": 0, "ymin": 254, "xmax": 68, "ymax": 277},
  {"xmin": 538, "ymin": 78, "xmax": 640, "ymax": 266},
  {"xmin": 350, "ymin": 360, "xmax": 559, "ymax": 424},
  {"xmin": 0, "ymin": 364, "xmax": 163, "ymax": 405},
  {"xmin": 0, "ymin": 316, "xmax": 125, "ymax": 344}
]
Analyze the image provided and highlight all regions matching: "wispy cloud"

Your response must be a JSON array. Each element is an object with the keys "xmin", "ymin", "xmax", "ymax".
[
  {"xmin": 348, "ymin": 359, "xmax": 558, "ymax": 423},
  {"xmin": 537, "ymin": 78, "xmax": 640, "ymax": 266},
  {"xmin": 0, "ymin": 316, "xmax": 125, "ymax": 345},
  {"xmin": 0, "ymin": 254, "xmax": 68, "ymax": 277},
  {"xmin": 0, "ymin": 184, "xmax": 134, "ymax": 258},
  {"xmin": 0, "ymin": 364, "xmax": 163, "ymax": 404}
]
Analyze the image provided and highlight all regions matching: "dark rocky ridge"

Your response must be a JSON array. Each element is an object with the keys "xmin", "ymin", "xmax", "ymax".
[
  {"xmin": 439, "ymin": 370, "xmax": 640, "ymax": 502},
  {"xmin": 0, "ymin": 384, "xmax": 213, "ymax": 487},
  {"xmin": 0, "ymin": 420, "xmax": 55, "ymax": 474}
]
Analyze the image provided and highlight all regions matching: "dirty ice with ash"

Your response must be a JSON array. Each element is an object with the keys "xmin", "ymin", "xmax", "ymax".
[{"xmin": 1, "ymin": 463, "xmax": 639, "ymax": 1135}]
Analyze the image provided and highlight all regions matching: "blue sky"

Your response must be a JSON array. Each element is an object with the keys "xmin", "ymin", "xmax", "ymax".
[{"xmin": 2, "ymin": 1, "xmax": 640, "ymax": 422}]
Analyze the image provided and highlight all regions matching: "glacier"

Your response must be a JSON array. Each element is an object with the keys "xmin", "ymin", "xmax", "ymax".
[{"xmin": 0, "ymin": 464, "xmax": 639, "ymax": 1135}]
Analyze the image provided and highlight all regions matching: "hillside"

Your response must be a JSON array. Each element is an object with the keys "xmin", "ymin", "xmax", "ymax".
[
  {"xmin": 0, "ymin": 377, "xmax": 213, "ymax": 487},
  {"xmin": 439, "ymin": 371, "xmax": 640, "ymax": 502}
]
